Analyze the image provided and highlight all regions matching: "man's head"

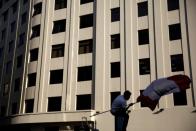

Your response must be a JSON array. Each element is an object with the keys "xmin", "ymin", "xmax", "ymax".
[{"xmin": 123, "ymin": 90, "xmax": 131, "ymax": 100}]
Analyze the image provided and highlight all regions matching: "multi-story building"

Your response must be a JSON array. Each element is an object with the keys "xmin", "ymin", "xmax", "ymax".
[{"xmin": 0, "ymin": 0, "xmax": 196, "ymax": 130}]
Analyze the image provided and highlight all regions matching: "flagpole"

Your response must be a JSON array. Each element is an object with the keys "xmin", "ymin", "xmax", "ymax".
[{"xmin": 89, "ymin": 102, "xmax": 139, "ymax": 117}]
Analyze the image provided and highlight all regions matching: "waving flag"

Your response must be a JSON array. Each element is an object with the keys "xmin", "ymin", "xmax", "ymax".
[{"xmin": 137, "ymin": 75, "xmax": 191, "ymax": 111}]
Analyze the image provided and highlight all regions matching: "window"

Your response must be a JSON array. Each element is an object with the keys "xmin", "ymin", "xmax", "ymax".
[
  {"xmin": 8, "ymin": 41, "xmax": 13, "ymax": 52},
  {"xmin": 33, "ymin": 2, "xmax": 42, "ymax": 16},
  {"xmin": 173, "ymin": 90, "xmax": 187, "ymax": 105},
  {"xmin": 139, "ymin": 58, "xmax": 150, "ymax": 75},
  {"xmin": 111, "ymin": 92, "xmax": 120, "ymax": 105},
  {"xmin": 52, "ymin": 19, "xmax": 66, "ymax": 34},
  {"xmin": 138, "ymin": 1, "xmax": 148, "ymax": 17},
  {"xmin": 51, "ymin": 44, "xmax": 64, "ymax": 58},
  {"xmin": 48, "ymin": 97, "xmax": 62, "ymax": 111},
  {"xmin": 0, "ymin": 106, "xmax": 6, "ymax": 117},
  {"xmin": 25, "ymin": 99, "xmax": 34, "ymax": 113},
  {"xmin": 0, "ymin": 47, "xmax": 4, "ymax": 59},
  {"xmin": 31, "ymin": 25, "xmax": 40, "ymax": 38},
  {"xmin": 77, "ymin": 66, "xmax": 92, "ymax": 81},
  {"xmin": 45, "ymin": 127, "xmax": 59, "ymax": 131},
  {"xmin": 171, "ymin": 54, "xmax": 184, "ymax": 72},
  {"xmin": 21, "ymin": 12, "xmax": 27, "ymax": 25},
  {"xmin": 16, "ymin": 55, "xmax": 23, "ymax": 68},
  {"xmin": 18, "ymin": 33, "xmax": 25, "ymax": 47},
  {"xmin": 23, "ymin": 0, "xmax": 28, "ymax": 5},
  {"xmin": 11, "ymin": 21, "xmax": 16, "ymax": 32},
  {"xmin": 111, "ymin": 7, "xmax": 120, "ymax": 22},
  {"xmin": 3, "ymin": 10, "xmax": 8, "ymax": 21},
  {"xmin": 80, "ymin": 14, "xmax": 93, "ymax": 28},
  {"xmin": 138, "ymin": 29, "xmax": 149, "ymax": 45},
  {"xmin": 28, "ymin": 73, "xmax": 36, "ymax": 87},
  {"xmin": 78, "ymin": 39, "xmax": 93, "ymax": 54},
  {"xmin": 30, "ymin": 48, "xmax": 38, "ymax": 62},
  {"xmin": 76, "ymin": 94, "xmax": 91, "ymax": 110},
  {"xmin": 12, "ymin": 2, "xmax": 18, "ymax": 13},
  {"xmin": 12, "ymin": 103, "xmax": 17, "ymax": 114},
  {"xmin": 55, "ymin": 0, "xmax": 67, "ymax": 10},
  {"xmin": 14, "ymin": 78, "xmax": 20, "ymax": 92},
  {"xmin": 6, "ymin": 61, "xmax": 12, "ymax": 73},
  {"xmin": 0, "ymin": 0, "xmax": 2, "ymax": 9},
  {"xmin": 1, "ymin": 29, "xmax": 6, "ymax": 40},
  {"xmin": 167, "ymin": 0, "xmax": 179, "ymax": 11},
  {"xmin": 169, "ymin": 23, "xmax": 181, "ymax": 41},
  {"xmin": 111, "ymin": 62, "xmax": 120, "ymax": 78},
  {"xmin": 50, "ymin": 69, "xmax": 63, "ymax": 84},
  {"xmin": 80, "ymin": 0, "xmax": 94, "ymax": 4},
  {"xmin": 3, "ymin": 83, "xmax": 9, "ymax": 96},
  {"xmin": 111, "ymin": 34, "xmax": 120, "ymax": 49}
]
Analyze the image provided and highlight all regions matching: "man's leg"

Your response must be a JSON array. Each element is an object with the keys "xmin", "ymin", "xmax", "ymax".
[
  {"xmin": 122, "ymin": 114, "xmax": 129, "ymax": 131},
  {"xmin": 115, "ymin": 116, "xmax": 124, "ymax": 131}
]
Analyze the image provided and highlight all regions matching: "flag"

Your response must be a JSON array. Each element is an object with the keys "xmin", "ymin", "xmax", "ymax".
[{"xmin": 137, "ymin": 74, "xmax": 191, "ymax": 111}]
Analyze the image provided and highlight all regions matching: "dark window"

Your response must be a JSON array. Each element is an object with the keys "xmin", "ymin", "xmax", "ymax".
[
  {"xmin": 171, "ymin": 54, "xmax": 184, "ymax": 72},
  {"xmin": 17, "ymin": 55, "xmax": 23, "ymax": 68},
  {"xmin": 21, "ymin": 12, "xmax": 27, "ymax": 25},
  {"xmin": 138, "ymin": 1, "xmax": 148, "ymax": 17},
  {"xmin": 14, "ymin": 77, "xmax": 20, "ymax": 92},
  {"xmin": 45, "ymin": 126, "xmax": 59, "ymax": 131},
  {"xmin": 28, "ymin": 73, "xmax": 36, "ymax": 87},
  {"xmin": 111, "ymin": 92, "xmax": 120, "ymax": 105},
  {"xmin": 76, "ymin": 94, "xmax": 91, "ymax": 110},
  {"xmin": 8, "ymin": 41, "xmax": 13, "ymax": 52},
  {"xmin": 80, "ymin": 0, "xmax": 94, "ymax": 4},
  {"xmin": 138, "ymin": 29, "xmax": 149, "ymax": 45},
  {"xmin": 23, "ymin": 0, "xmax": 28, "ymax": 5},
  {"xmin": 0, "ymin": 106, "xmax": 6, "ymax": 117},
  {"xmin": 77, "ymin": 66, "xmax": 92, "ymax": 81},
  {"xmin": 3, "ymin": 10, "xmax": 8, "ymax": 21},
  {"xmin": 111, "ymin": 34, "xmax": 120, "ymax": 49},
  {"xmin": 12, "ymin": 103, "xmax": 17, "ymax": 114},
  {"xmin": 0, "ymin": 0, "xmax": 2, "ymax": 9},
  {"xmin": 111, "ymin": 7, "xmax": 120, "ymax": 22},
  {"xmin": 55, "ymin": 0, "xmax": 67, "ymax": 10},
  {"xmin": 167, "ymin": 0, "xmax": 179, "ymax": 11},
  {"xmin": 11, "ymin": 21, "xmax": 16, "ymax": 32},
  {"xmin": 48, "ymin": 97, "xmax": 62, "ymax": 111},
  {"xmin": 1, "ymin": 29, "xmax": 6, "ymax": 40},
  {"xmin": 3, "ymin": 83, "xmax": 9, "ymax": 96},
  {"xmin": 33, "ymin": 2, "xmax": 42, "ymax": 16},
  {"xmin": 18, "ymin": 33, "xmax": 25, "ymax": 46},
  {"xmin": 51, "ymin": 44, "xmax": 64, "ymax": 58},
  {"xmin": 78, "ymin": 39, "xmax": 93, "ymax": 54},
  {"xmin": 6, "ymin": 61, "xmax": 12, "ymax": 73},
  {"xmin": 169, "ymin": 23, "xmax": 181, "ymax": 41},
  {"xmin": 25, "ymin": 99, "xmax": 34, "ymax": 113},
  {"xmin": 31, "ymin": 25, "xmax": 40, "ymax": 38},
  {"xmin": 30, "ymin": 48, "xmax": 38, "ymax": 62},
  {"xmin": 111, "ymin": 62, "xmax": 120, "ymax": 78},
  {"xmin": 0, "ymin": 47, "xmax": 4, "ymax": 58},
  {"xmin": 12, "ymin": 2, "xmax": 18, "ymax": 13},
  {"xmin": 139, "ymin": 58, "xmax": 150, "ymax": 75},
  {"xmin": 173, "ymin": 90, "xmax": 187, "ymax": 105},
  {"xmin": 80, "ymin": 14, "xmax": 93, "ymax": 28},
  {"xmin": 50, "ymin": 69, "xmax": 63, "ymax": 84},
  {"xmin": 52, "ymin": 19, "xmax": 66, "ymax": 34}
]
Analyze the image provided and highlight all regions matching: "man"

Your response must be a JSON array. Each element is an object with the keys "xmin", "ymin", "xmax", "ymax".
[{"xmin": 111, "ymin": 90, "xmax": 133, "ymax": 131}]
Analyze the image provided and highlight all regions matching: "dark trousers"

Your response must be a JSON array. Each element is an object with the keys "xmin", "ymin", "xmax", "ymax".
[{"xmin": 115, "ymin": 114, "xmax": 129, "ymax": 131}]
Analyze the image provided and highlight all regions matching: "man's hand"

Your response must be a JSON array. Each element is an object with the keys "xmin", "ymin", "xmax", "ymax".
[{"xmin": 128, "ymin": 103, "xmax": 134, "ymax": 107}]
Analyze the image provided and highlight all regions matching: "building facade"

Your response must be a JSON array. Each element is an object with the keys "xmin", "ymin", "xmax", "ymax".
[{"xmin": 0, "ymin": 0, "xmax": 196, "ymax": 131}]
